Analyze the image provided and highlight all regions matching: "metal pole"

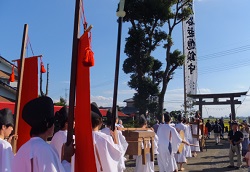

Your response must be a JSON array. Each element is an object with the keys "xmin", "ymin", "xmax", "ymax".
[
  {"xmin": 13, "ymin": 24, "xmax": 28, "ymax": 153},
  {"xmin": 67, "ymin": 0, "xmax": 80, "ymax": 145}
]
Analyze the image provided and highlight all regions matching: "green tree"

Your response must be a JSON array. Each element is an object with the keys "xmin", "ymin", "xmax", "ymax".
[
  {"xmin": 122, "ymin": 0, "xmax": 192, "ymax": 119},
  {"xmin": 54, "ymin": 96, "xmax": 67, "ymax": 106}
]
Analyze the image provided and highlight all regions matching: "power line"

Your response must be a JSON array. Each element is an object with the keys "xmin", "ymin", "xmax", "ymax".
[
  {"xmin": 198, "ymin": 45, "xmax": 250, "ymax": 61},
  {"xmin": 236, "ymin": 86, "xmax": 250, "ymax": 113}
]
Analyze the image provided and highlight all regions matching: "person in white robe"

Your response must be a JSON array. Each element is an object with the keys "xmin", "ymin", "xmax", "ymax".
[
  {"xmin": 51, "ymin": 106, "xmax": 69, "ymax": 159},
  {"xmin": 91, "ymin": 103, "xmax": 123, "ymax": 172},
  {"xmin": 134, "ymin": 115, "xmax": 158, "ymax": 172},
  {"xmin": 174, "ymin": 115, "xmax": 189, "ymax": 171},
  {"xmin": 0, "ymin": 108, "xmax": 15, "ymax": 172},
  {"xmin": 183, "ymin": 118, "xmax": 192, "ymax": 158},
  {"xmin": 101, "ymin": 112, "xmax": 128, "ymax": 172},
  {"xmin": 190, "ymin": 112, "xmax": 201, "ymax": 157},
  {"xmin": 157, "ymin": 113, "xmax": 189, "ymax": 172},
  {"xmin": 12, "ymin": 96, "xmax": 74, "ymax": 172},
  {"xmin": 50, "ymin": 106, "xmax": 75, "ymax": 172}
]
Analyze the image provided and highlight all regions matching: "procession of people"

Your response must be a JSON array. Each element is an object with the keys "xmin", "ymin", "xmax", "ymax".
[{"xmin": 0, "ymin": 97, "xmax": 206, "ymax": 172}]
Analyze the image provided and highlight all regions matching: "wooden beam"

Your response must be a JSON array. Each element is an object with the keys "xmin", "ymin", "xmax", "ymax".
[
  {"xmin": 230, "ymin": 96, "xmax": 236, "ymax": 121},
  {"xmin": 13, "ymin": 24, "xmax": 28, "ymax": 154},
  {"xmin": 194, "ymin": 100, "xmax": 241, "ymax": 105},
  {"xmin": 188, "ymin": 91, "xmax": 247, "ymax": 99}
]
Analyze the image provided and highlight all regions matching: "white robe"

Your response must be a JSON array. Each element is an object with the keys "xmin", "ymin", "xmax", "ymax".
[
  {"xmin": 93, "ymin": 131, "xmax": 123, "ymax": 172},
  {"xmin": 50, "ymin": 130, "xmax": 75, "ymax": 172},
  {"xmin": 101, "ymin": 127, "xmax": 128, "ymax": 172},
  {"xmin": 134, "ymin": 130, "xmax": 159, "ymax": 172},
  {"xmin": 0, "ymin": 138, "xmax": 14, "ymax": 172},
  {"xmin": 50, "ymin": 130, "xmax": 67, "ymax": 159},
  {"xmin": 12, "ymin": 137, "xmax": 70, "ymax": 172},
  {"xmin": 175, "ymin": 123, "xmax": 187, "ymax": 163},
  {"xmin": 190, "ymin": 124, "xmax": 200, "ymax": 152},
  {"xmin": 184, "ymin": 124, "xmax": 192, "ymax": 158},
  {"xmin": 157, "ymin": 124, "xmax": 182, "ymax": 172}
]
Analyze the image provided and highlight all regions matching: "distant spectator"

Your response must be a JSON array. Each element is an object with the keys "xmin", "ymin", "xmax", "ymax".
[
  {"xmin": 244, "ymin": 144, "xmax": 250, "ymax": 170},
  {"xmin": 213, "ymin": 120, "xmax": 222, "ymax": 145},
  {"xmin": 225, "ymin": 126, "xmax": 229, "ymax": 133},
  {"xmin": 219, "ymin": 118, "xmax": 225, "ymax": 139},
  {"xmin": 205, "ymin": 120, "xmax": 212, "ymax": 139},
  {"xmin": 152, "ymin": 120, "xmax": 159, "ymax": 133},
  {"xmin": 241, "ymin": 120, "xmax": 250, "ymax": 157},
  {"xmin": 227, "ymin": 121, "xmax": 243, "ymax": 169},
  {"xmin": 118, "ymin": 119, "xmax": 124, "ymax": 128}
]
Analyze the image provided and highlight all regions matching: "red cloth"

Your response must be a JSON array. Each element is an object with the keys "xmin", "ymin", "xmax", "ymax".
[
  {"xmin": 74, "ymin": 31, "xmax": 97, "ymax": 172},
  {"xmin": 16, "ymin": 56, "xmax": 38, "ymax": 150}
]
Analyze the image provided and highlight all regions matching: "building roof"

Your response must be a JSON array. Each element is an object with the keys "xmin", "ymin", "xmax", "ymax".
[
  {"xmin": 99, "ymin": 109, "xmax": 129, "ymax": 117},
  {"xmin": 0, "ymin": 56, "xmax": 17, "ymax": 68},
  {"xmin": 0, "ymin": 80, "xmax": 16, "ymax": 93},
  {"xmin": 121, "ymin": 106, "xmax": 138, "ymax": 115},
  {"xmin": 0, "ymin": 95, "xmax": 15, "ymax": 102},
  {"xmin": 123, "ymin": 98, "xmax": 134, "ymax": 103},
  {"xmin": 0, "ymin": 102, "xmax": 65, "ymax": 114}
]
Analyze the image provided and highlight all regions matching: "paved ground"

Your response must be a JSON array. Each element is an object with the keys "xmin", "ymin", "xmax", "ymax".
[{"xmin": 124, "ymin": 135, "xmax": 248, "ymax": 172}]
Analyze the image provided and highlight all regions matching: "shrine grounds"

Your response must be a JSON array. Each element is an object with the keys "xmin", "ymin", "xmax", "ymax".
[{"xmin": 124, "ymin": 132, "xmax": 247, "ymax": 172}]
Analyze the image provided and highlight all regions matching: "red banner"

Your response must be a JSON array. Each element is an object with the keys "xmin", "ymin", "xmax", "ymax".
[
  {"xmin": 16, "ymin": 56, "xmax": 38, "ymax": 150},
  {"xmin": 74, "ymin": 31, "xmax": 97, "ymax": 171}
]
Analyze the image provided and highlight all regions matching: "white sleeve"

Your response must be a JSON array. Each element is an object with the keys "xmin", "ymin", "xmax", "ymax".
[{"xmin": 62, "ymin": 160, "xmax": 71, "ymax": 172}]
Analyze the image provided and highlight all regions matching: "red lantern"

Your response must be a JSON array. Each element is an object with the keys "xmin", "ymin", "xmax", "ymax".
[
  {"xmin": 40, "ymin": 62, "xmax": 46, "ymax": 73},
  {"xmin": 9, "ymin": 65, "xmax": 15, "ymax": 82}
]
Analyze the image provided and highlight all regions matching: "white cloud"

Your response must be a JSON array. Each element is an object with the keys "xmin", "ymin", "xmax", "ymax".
[
  {"xmin": 90, "ymin": 95, "xmax": 125, "ymax": 107},
  {"xmin": 103, "ymin": 89, "xmax": 136, "ymax": 95}
]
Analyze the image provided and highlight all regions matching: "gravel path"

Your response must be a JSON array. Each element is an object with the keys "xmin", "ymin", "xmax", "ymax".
[{"xmin": 124, "ymin": 134, "xmax": 248, "ymax": 172}]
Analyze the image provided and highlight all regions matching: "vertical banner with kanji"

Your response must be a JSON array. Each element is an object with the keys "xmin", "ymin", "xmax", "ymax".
[{"xmin": 183, "ymin": 1, "xmax": 197, "ymax": 96}]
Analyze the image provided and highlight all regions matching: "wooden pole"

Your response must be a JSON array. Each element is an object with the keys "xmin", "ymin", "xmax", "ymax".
[
  {"xmin": 182, "ymin": 19, "xmax": 187, "ymax": 117},
  {"xmin": 12, "ymin": 24, "xmax": 28, "ymax": 153},
  {"xmin": 67, "ymin": 0, "xmax": 81, "ymax": 145},
  {"xmin": 230, "ymin": 96, "xmax": 236, "ymax": 121}
]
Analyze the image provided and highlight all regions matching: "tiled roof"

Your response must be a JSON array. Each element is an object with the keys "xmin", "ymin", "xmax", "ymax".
[{"xmin": 99, "ymin": 109, "xmax": 129, "ymax": 117}]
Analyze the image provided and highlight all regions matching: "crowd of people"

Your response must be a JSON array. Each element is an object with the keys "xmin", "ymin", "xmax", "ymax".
[
  {"xmin": 5, "ymin": 96, "xmax": 250, "ymax": 171},
  {"xmin": 205, "ymin": 117, "xmax": 250, "ymax": 171}
]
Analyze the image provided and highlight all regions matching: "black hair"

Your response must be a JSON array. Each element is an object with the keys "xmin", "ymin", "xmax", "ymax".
[
  {"xmin": 164, "ymin": 112, "xmax": 171, "ymax": 123},
  {"xmin": 30, "ymin": 118, "xmax": 54, "ymax": 136},
  {"xmin": 182, "ymin": 117, "xmax": 187, "ymax": 124},
  {"xmin": 54, "ymin": 110, "xmax": 68, "ymax": 133},
  {"xmin": 177, "ymin": 114, "xmax": 182, "ymax": 122},
  {"xmin": 92, "ymin": 115, "xmax": 102, "ymax": 129}
]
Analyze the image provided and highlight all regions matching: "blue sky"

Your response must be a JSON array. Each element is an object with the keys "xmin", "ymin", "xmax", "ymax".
[{"xmin": 1, "ymin": 0, "xmax": 250, "ymax": 118}]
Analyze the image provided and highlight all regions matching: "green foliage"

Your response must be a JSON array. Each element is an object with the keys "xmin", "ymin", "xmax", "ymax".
[
  {"xmin": 122, "ymin": 0, "xmax": 193, "ymax": 116},
  {"xmin": 54, "ymin": 96, "xmax": 66, "ymax": 106}
]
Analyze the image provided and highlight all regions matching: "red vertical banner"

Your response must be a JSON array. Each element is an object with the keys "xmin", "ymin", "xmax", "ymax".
[
  {"xmin": 16, "ymin": 56, "xmax": 38, "ymax": 150},
  {"xmin": 75, "ymin": 31, "xmax": 96, "ymax": 171}
]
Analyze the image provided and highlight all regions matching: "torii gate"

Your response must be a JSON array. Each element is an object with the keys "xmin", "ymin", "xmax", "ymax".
[{"xmin": 188, "ymin": 91, "xmax": 247, "ymax": 120}]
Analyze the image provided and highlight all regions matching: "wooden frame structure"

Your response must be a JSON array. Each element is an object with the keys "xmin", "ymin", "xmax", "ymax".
[{"xmin": 188, "ymin": 91, "xmax": 247, "ymax": 120}]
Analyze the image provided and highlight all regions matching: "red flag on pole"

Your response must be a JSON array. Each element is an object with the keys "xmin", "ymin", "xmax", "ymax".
[
  {"xmin": 16, "ymin": 56, "xmax": 38, "ymax": 150},
  {"xmin": 74, "ymin": 30, "xmax": 96, "ymax": 172}
]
